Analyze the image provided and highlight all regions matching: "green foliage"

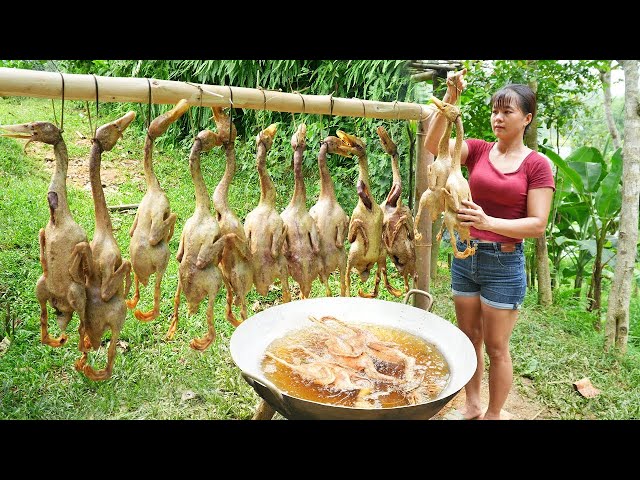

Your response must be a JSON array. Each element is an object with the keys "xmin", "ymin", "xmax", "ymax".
[
  {"xmin": 460, "ymin": 60, "xmax": 603, "ymax": 148},
  {"xmin": 541, "ymin": 144, "xmax": 622, "ymax": 304},
  {"xmin": 571, "ymin": 86, "xmax": 625, "ymax": 152},
  {"xmin": 52, "ymin": 60, "xmax": 419, "ymax": 209},
  {"xmin": 512, "ymin": 288, "xmax": 640, "ymax": 419},
  {"xmin": 0, "ymin": 60, "xmax": 47, "ymax": 70},
  {"xmin": 2, "ymin": 69, "xmax": 639, "ymax": 420}
]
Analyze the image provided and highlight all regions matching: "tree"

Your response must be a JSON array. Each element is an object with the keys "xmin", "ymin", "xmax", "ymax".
[
  {"xmin": 605, "ymin": 60, "xmax": 640, "ymax": 352},
  {"xmin": 525, "ymin": 75, "xmax": 552, "ymax": 305},
  {"xmin": 599, "ymin": 62, "xmax": 622, "ymax": 151}
]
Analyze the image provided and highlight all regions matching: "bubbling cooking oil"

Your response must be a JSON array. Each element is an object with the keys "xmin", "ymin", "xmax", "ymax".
[{"xmin": 261, "ymin": 322, "xmax": 450, "ymax": 408}]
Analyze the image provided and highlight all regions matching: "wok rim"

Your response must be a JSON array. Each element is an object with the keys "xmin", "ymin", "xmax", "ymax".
[{"xmin": 230, "ymin": 296, "xmax": 476, "ymax": 415}]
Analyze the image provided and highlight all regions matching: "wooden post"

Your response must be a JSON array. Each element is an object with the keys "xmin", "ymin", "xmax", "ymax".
[{"xmin": 413, "ymin": 116, "xmax": 434, "ymax": 309}]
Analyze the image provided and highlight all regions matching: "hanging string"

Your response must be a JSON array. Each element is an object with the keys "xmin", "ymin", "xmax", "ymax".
[
  {"xmin": 91, "ymin": 74, "xmax": 99, "ymax": 138},
  {"xmin": 296, "ymin": 92, "xmax": 306, "ymax": 129},
  {"xmin": 185, "ymin": 81, "xmax": 225, "ymax": 132},
  {"xmin": 85, "ymin": 101, "xmax": 92, "ymax": 138},
  {"xmin": 47, "ymin": 62, "xmax": 64, "ymax": 132},
  {"xmin": 185, "ymin": 82, "xmax": 224, "ymax": 100},
  {"xmin": 259, "ymin": 87, "xmax": 267, "ymax": 133},
  {"xmin": 186, "ymin": 83, "xmax": 203, "ymax": 137},
  {"xmin": 446, "ymin": 74, "xmax": 463, "ymax": 98},
  {"xmin": 59, "ymin": 73, "xmax": 65, "ymax": 133},
  {"xmin": 51, "ymin": 73, "xmax": 65, "ymax": 132},
  {"xmin": 297, "ymin": 92, "xmax": 306, "ymax": 115},
  {"xmin": 323, "ymin": 93, "xmax": 334, "ymax": 140},
  {"xmin": 416, "ymin": 104, "xmax": 434, "ymax": 134},
  {"xmin": 146, "ymin": 78, "xmax": 152, "ymax": 130},
  {"xmin": 197, "ymin": 84, "xmax": 203, "ymax": 131},
  {"xmin": 227, "ymin": 85, "xmax": 234, "ymax": 141}
]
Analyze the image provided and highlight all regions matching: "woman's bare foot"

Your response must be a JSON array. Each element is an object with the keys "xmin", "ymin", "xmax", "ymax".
[
  {"xmin": 482, "ymin": 409, "xmax": 513, "ymax": 420},
  {"xmin": 460, "ymin": 405, "xmax": 483, "ymax": 420}
]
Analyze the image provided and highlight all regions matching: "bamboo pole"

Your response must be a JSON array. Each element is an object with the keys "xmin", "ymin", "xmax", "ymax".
[
  {"xmin": 0, "ymin": 67, "xmax": 437, "ymax": 121},
  {"xmin": 410, "ymin": 71, "xmax": 436, "ymax": 82},
  {"xmin": 413, "ymin": 117, "xmax": 434, "ymax": 309},
  {"xmin": 0, "ymin": 65, "xmax": 441, "ymax": 311}
]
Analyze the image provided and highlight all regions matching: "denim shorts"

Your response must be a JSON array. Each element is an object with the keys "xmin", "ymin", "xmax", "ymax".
[{"xmin": 451, "ymin": 237, "xmax": 527, "ymax": 310}]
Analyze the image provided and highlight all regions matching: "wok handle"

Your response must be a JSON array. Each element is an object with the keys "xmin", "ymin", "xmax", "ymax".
[
  {"xmin": 403, "ymin": 288, "xmax": 434, "ymax": 311},
  {"xmin": 241, "ymin": 371, "xmax": 286, "ymax": 406}
]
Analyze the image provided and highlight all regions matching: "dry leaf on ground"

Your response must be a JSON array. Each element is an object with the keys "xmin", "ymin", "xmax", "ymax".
[
  {"xmin": 0, "ymin": 337, "xmax": 10, "ymax": 356},
  {"xmin": 573, "ymin": 377, "xmax": 601, "ymax": 398},
  {"xmin": 181, "ymin": 390, "xmax": 197, "ymax": 402}
]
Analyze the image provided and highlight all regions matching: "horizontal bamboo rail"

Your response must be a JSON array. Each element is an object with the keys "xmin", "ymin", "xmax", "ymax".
[
  {"xmin": 0, "ymin": 65, "xmax": 439, "ymax": 308},
  {"xmin": 0, "ymin": 67, "xmax": 438, "ymax": 121}
]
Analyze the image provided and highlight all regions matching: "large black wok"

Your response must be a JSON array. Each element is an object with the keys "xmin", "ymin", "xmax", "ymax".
[{"xmin": 230, "ymin": 293, "xmax": 476, "ymax": 420}]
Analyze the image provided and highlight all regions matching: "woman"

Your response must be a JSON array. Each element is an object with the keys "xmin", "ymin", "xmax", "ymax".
[{"xmin": 424, "ymin": 70, "xmax": 555, "ymax": 420}]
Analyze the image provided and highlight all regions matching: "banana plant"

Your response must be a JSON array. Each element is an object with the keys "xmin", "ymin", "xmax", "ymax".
[{"xmin": 541, "ymin": 144, "xmax": 622, "ymax": 318}]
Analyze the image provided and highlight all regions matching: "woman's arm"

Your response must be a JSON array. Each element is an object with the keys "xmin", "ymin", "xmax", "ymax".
[{"xmin": 457, "ymin": 187, "xmax": 555, "ymax": 239}]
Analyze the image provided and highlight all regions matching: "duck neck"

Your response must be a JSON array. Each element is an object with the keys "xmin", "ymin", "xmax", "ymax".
[
  {"xmin": 437, "ymin": 117, "xmax": 454, "ymax": 160},
  {"xmin": 387, "ymin": 149, "xmax": 403, "ymax": 207},
  {"xmin": 452, "ymin": 116, "xmax": 464, "ymax": 172},
  {"xmin": 390, "ymin": 149, "xmax": 401, "ymax": 187},
  {"xmin": 47, "ymin": 139, "xmax": 72, "ymax": 223},
  {"xmin": 357, "ymin": 154, "xmax": 371, "ymax": 188},
  {"xmin": 290, "ymin": 144, "xmax": 307, "ymax": 207},
  {"xmin": 189, "ymin": 140, "xmax": 211, "ymax": 213},
  {"xmin": 143, "ymin": 133, "xmax": 161, "ymax": 190},
  {"xmin": 89, "ymin": 140, "xmax": 113, "ymax": 234},
  {"xmin": 257, "ymin": 141, "xmax": 276, "ymax": 206},
  {"xmin": 213, "ymin": 142, "xmax": 234, "ymax": 213},
  {"xmin": 317, "ymin": 142, "xmax": 335, "ymax": 200}
]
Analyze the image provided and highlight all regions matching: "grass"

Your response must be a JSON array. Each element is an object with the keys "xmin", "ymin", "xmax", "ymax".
[{"xmin": 1, "ymin": 96, "xmax": 639, "ymax": 420}]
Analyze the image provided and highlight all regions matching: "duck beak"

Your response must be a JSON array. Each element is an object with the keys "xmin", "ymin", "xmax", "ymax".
[
  {"xmin": 335, "ymin": 130, "xmax": 363, "ymax": 156},
  {"xmin": 336, "ymin": 130, "xmax": 357, "ymax": 146},
  {"xmin": 148, "ymin": 99, "xmax": 189, "ymax": 138},
  {"xmin": 296, "ymin": 123, "xmax": 307, "ymax": 140},
  {"xmin": 263, "ymin": 123, "xmax": 278, "ymax": 138},
  {"xmin": 336, "ymin": 142, "xmax": 358, "ymax": 157},
  {"xmin": 431, "ymin": 96, "xmax": 445, "ymax": 111},
  {"xmin": 376, "ymin": 125, "xmax": 397, "ymax": 156},
  {"xmin": 322, "ymin": 136, "xmax": 357, "ymax": 157},
  {"xmin": 113, "ymin": 111, "xmax": 136, "ymax": 134},
  {"xmin": 0, "ymin": 123, "xmax": 32, "ymax": 139}
]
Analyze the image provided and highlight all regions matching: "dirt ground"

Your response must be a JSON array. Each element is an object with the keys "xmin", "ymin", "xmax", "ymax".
[
  {"xmin": 433, "ymin": 375, "xmax": 550, "ymax": 420},
  {"xmin": 33, "ymin": 138, "xmax": 144, "ymax": 195}
]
